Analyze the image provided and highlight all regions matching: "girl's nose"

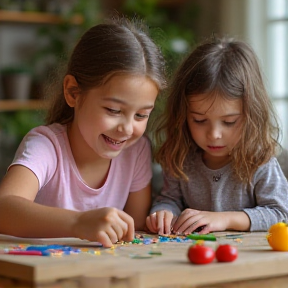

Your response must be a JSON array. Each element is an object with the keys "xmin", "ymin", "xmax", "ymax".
[
  {"xmin": 208, "ymin": 125, "xmax": 222, "ymax": 139},
  {"xmin": 117, "ymin": 119, "xmax": 133, "ymax": 136}
]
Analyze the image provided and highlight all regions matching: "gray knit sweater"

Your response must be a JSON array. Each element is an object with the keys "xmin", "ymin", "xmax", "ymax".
[{"xmin": 151, "ymin": 151, "xmax": 288, "ymax": 231}]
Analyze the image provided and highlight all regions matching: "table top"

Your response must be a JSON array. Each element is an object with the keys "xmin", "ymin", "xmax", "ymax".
[{"xmin": 0, "ymin": 232, "xmax": 287, "ymax": 287}]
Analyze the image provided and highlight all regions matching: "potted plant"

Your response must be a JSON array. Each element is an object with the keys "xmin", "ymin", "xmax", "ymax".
[
  {"xmin": 30, "ymin": 0, "xmax": 102, "ymax": 93},
  {"xmin": 0, "ymin": 65, "xmax": 33, "ymax": 101}
]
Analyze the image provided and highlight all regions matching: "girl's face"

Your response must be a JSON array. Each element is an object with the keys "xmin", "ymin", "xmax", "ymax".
[
  {"xmin": 70, "ymin": 74, "xmax": 158, "ymax": 160},
  {"xmin": 187, "ymin": 94, "xmax": 243, "ymax": 166}
]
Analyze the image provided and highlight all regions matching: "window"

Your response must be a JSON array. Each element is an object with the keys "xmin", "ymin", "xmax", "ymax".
[{"xmin": 267, "ymin": 0, "xmax": 288, "ymax": 148}]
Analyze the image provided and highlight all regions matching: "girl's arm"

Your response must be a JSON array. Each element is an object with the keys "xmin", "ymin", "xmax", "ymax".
[
  {"xmin": 244, "ymin": 158, "xmax": 288, "ymax": 231},
  {"xmin": 124, "ymin": 183, "xmax": 151, "ymax": 230},
  {"xmin": 146, "ymin": 171, "xmax": 185, "ymax": 235},
  {"xmin": 0, "ymin": 165, "xmax": 77, "ymax": 237},
  {"xmin": 0, "ymin": 165, "xmax": 134, "ymax": 247},
  {"xmin": 173, "ymin": 158, "xmax": 288, "ymax": 234},
  {"xmin": 150, "ymin": 171, "xmax": 184, "ymax": 216}
]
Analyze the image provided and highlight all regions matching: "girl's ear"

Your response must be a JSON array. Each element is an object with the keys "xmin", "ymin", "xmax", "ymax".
[{"xmin": 63, "ymin": 75, "xmax": 79, "ymax": 107}]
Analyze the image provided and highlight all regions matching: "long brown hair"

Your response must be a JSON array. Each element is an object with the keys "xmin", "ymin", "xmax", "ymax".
[
  {"xmin": 45, "ymin": 16, "xmax": 166, "ymax": 124},
  {"xmin": 155, "ymin": 37, "xmax": 280, "ymax": 184}
]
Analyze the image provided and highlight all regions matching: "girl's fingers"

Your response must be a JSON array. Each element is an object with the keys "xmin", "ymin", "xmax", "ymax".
[
  {"xmin": 96, "ymin": 230, "xmax": 114, "ymax": 248},
  {"xmin": 108, "ymin": 210, "xmax": 134, "ymax": 244},
  {"xmin": 163, "ymin": 212, "xmax": 174, "ymax": 235},
  {"xmin": 171, "ymin": 215, "xmax": 178, "ymax": 227},
  {"xmin": 111, "ymin": 219, "xmax": 126, "ymax": 242},
  {"xmin": 172, "ymin": 215, "xmax": 185, "ymax": 231},
  {"xmin": 156, "ymin": 211, "xmax": 166, "ymax": 235},
  {"xmin": 96, "ymin": 222, "xmax": 123, "ymax": 247},
  {"xmin": 197, "ymin": 224, "xmax": 211, "ymax": 234},
  {"xmin": 146, "ymin": 211, "xmax": 174, "ymax": 235},
  {"xmin": 181, "ymin": 221, "xmax": 201, "ymax": 234},
  {"xmin": 117, "ymin": 210, "xmax": 134, "ymax": 242},
  {"xmin": 173, "ymin": 210, "xmax": 200, "ymax": 232},
  {"xmin": 181, "ymin": 217, "xmax": 208, "ymax": 234},
  {"xmin": 145, "ymin": 216, "xmax": 152, "ymax": 232},
  {"xmin": 146, "ymin": 213, "xmax": 158, "ymax": 233},
  {"xmin": 156, "ymin": 210, "xmax": 173, "ymax": 235},
  {"xmin": 106, "ymin": 228, "xmax": 119, "ymax": 245},
  {"xmin": 174, "ymin": 216, "xmax": 201, "ymax": 234}
]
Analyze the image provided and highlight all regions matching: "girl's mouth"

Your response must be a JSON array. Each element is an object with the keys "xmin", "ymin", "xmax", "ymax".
[
  {"xmin": 208, "ymin": 146, "xmax": 225, "ymax": 150},
  {"xmin": 102, "ymin": 135, "xmax": 126, "ymax": 145}
]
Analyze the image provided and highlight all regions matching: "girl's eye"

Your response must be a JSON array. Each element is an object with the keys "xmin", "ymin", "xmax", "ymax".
[
  {"xmin": 194, "ymin": 119, "xmax": 206, "ymax": 124},
  {"xmin": 135, "ymin": 113, "xmax": 149, "ymax": 120},
  {"xmin": 106, "ymin": 108, "xmax": 120, "ymax": 114},
  {"xmin": 224, "ymin": 121, "xmax": 236, "ymax": 126}
]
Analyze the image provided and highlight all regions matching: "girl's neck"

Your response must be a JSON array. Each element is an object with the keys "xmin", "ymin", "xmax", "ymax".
[
  {"xmin": 67, "ymin": 123, "xmax": 106, "ymax": 164},
  {"xmin": 67, "ymin": 123, "xmax": 111, "ymax": 189},
  {"xmin": 202, "ymin": 152, "xmax": 231, "ymax": 170}
]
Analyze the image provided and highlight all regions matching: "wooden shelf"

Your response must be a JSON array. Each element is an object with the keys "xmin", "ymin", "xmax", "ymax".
[
  {"xmin": 0, "ymin": 10, "xmax": 83, "ymax": 25},
  {"xmin": 158, "ymin": 0, "xmax": 189, "ymax": 6},
  {"xmin": 0, "ymin": 100, "xmax": 46, "ymax": 111}
]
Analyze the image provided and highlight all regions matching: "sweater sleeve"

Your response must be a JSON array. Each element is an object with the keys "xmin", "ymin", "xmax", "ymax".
[
  {"xmin": 150, "ymin": 170, "xmax": 185, "ymax": 216},
  {"xmin": 244, "ymin": 158, "xmax": 288, "ymax": 231}
]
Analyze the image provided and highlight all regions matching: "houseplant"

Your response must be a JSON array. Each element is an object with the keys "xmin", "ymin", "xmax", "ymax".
[
  {"xmin": 30, "ymin": 0, "xmax": 102, "ymax": 90},
  {"xmin": 0, "ymin": 65, "xmax": 33, "ymax": 100}
]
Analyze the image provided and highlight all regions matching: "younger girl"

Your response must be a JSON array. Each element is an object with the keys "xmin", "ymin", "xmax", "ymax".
[
  {"xmin": 0, "ymin": 17, "xmax": 166, "ymax": 247},
  {"xmin": 146, "ymin": 37, "xmax": 288, "ymax": 235}
]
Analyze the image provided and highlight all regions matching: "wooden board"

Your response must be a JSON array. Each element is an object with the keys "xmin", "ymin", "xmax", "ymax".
[{"xmin": 0, "ymin": 232, "xmax": 288, "ymax": 288}]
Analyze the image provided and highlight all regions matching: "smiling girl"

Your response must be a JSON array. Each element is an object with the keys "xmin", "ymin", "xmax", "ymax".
[
  {"xmin": 146, "ymin": 37, "xmax": 288, "ymax": 235},
  {"xmin": 0, "ymin": 17, "xmax": 166, "ymax": 247}
]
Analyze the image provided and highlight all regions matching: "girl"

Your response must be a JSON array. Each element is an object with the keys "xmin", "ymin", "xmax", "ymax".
[
  {"xmin": 0, "ymin": 17, "xmax": 166, "ymax": 247},
  {"xmin": 146, "ymin": 37, "xmax": 288, "ymax": 235}
]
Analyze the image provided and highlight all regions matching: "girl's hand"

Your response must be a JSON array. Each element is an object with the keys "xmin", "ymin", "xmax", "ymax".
[
  {"xmin": 172, "ymin": 209, "xmax": 229, "ymax": 235},
  {"xmin": 146, "ymin": 210, "xmax": 174, "ymax": 235},
  {"xmin": 73, "ymin": 207, "xmax": 134, "ymax": 247}
]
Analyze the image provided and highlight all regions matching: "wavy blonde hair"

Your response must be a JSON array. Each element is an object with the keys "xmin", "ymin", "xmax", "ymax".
[{"xmin": 154, "ymin": 37, "xmax": 280, "ymax": 184}]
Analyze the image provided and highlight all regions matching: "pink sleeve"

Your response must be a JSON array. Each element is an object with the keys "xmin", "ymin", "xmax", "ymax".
[
  {"xmin": 9, "ymin": 126, "xmax": 57, "ymax": 189},
  {"xmin": 129, "ymin": 136, "xmax": 152, "ymax": 192}
]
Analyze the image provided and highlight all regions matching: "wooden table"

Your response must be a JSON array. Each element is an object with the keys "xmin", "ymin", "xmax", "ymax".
[{"xmin": 0, "ymin": 232, "xmax": 288, "ymax": 288}]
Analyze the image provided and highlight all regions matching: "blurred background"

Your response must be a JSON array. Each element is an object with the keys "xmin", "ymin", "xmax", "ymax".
[{"xmin": 0, "ymin": 0, "xmax": 287, "ymax": 179}]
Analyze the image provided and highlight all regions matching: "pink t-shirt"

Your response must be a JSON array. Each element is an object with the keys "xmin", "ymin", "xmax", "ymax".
[{"xmin": 10, "ymin": 123, "xmax": 152, "ymax": 211}]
